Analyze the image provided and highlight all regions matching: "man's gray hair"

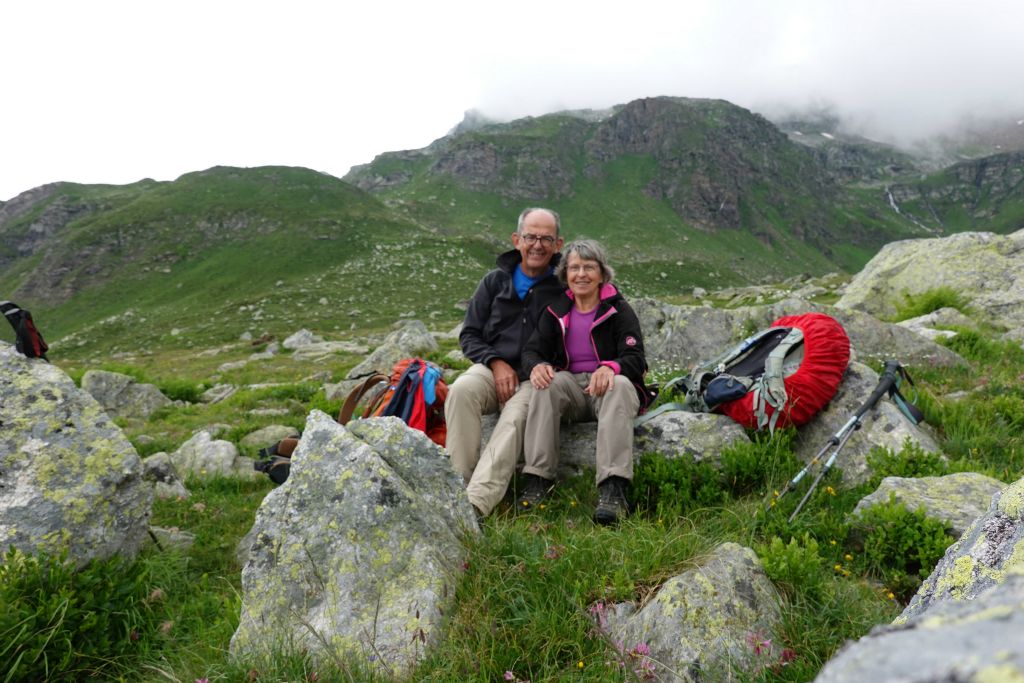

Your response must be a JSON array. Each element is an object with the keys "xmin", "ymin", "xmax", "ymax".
[
  {"xmin": 516, "ymin": 207, "xmax": 561, "ymax": 236},
  {"xmin": 556, "ymin": 239, "xmax": 615, "ymax": 285}
]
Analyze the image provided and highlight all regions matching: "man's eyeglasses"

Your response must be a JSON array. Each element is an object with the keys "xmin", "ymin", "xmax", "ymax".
[{"xmin": 519, "ymin": 233, "xmax": 557, "ymax": 246}]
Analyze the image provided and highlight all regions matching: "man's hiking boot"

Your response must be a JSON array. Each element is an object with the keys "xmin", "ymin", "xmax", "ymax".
[
  {"xmin": 515, "ymin": 473, "xmax": 554, "ymax": 511},
  {"xmin": 594, "ymin": 476, "xmax": 630, "ymax": 525}
]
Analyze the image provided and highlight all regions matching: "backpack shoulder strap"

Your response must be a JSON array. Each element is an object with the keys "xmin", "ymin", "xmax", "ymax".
[{"xmin": 338, "ymin": 372, "xmax": 389, "ymax": 425}]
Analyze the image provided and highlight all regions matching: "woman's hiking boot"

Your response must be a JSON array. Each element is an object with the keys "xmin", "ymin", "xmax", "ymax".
[
  {"xmin": 515, "ymin": 473, "xmax": 554, "ymax": 511},
  {"xmin": 594, "ymin": 476, "xmax": 630, "ymax": 525}
]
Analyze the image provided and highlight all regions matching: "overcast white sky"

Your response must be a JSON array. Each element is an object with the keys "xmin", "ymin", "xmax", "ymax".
[{"xmin": 2, "ymin": 0, "xmax": 1023, "ymax": 201}]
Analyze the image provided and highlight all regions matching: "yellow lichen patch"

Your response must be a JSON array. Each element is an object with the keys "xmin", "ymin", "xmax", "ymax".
[
  {"xmin": 973, "ymin": 663, "xmax": 1024, "ymax": 683},
  {"xmin": 935, "ymin": 555, "xmax": 979, "ymax": 600},
  {"xmin": 997, "ymin": 479, "xmax": 1024, "ymax": 519}
]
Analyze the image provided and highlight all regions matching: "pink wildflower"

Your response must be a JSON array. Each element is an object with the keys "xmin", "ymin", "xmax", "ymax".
[{"xmin": 504, "ymin": 672, "xmax": 515, "ymax": 681}]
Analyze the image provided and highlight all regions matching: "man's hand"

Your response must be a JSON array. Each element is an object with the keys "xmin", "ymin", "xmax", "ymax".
[
  {"xmin": 585, "ymin": 366, "xmax": 615, "ymax": 397},
  {"xmin": 530, "ymin": 363, "xmax": 556, "ymax": 390},
  {"xmin": 490, "ymin": 359, "xmax": 519, "ymax": 403}
]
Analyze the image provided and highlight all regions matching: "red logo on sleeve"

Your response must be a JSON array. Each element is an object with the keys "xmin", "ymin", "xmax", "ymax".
[{"xmin": 625, "ymin": 336, "xmax": 637, "ymax": 346}]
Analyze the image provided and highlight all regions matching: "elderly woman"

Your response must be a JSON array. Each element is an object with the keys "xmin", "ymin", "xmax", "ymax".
[{"xmin": 516, "ymin": 239, "xmax": 648, "ymax": 524}]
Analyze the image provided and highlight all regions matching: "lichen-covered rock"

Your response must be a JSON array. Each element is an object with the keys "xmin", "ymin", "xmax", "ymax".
[
  {"xmin": 897, "ymin": 476, "xmax": 1024, "ymax": 623},
  {"xmin": 230, "ymin": 412, "xmax": 476, "ymax": 676},
  {"xmin": 170, "ymin": 430, "xmax": 257, "ymax": 479},
  {"xmin": 814, "ymin": 573, "xmax": 1024, "ymax": 683},
  {"xmin": 853, "ymin": 473, "xmax": 1005, "ymax": 537},
  {"xmin": 793, "ymin": 362, "xmax": 941, "ymax": 486},
  {"xmin": 0, "ymin": 345, "xmax": 153, "ymax": 566},
  {"xmin": 81, "ymin": 368, "xmax": 173, "ymax": 419},
  {"xmin": 142, "ymin": 452, "xmax": 189, "ymax": 499},
  {"xmin": 836, "ymin": 228, "xmax": 1024, "ymax": 330},
  {"xmin": 633, "ymin": 297, "xmax": 964, "ymax": 373},
  {"xmin": 603, "ymin": 542, "xmax": 783, "ymax": 682},
  {"xmin": 896, "ymin": 306, "xmax": 973, "ymax": 343},
  {"xmin": 344, "ymin": 320, "xmax": 438, "ymax": 379}
]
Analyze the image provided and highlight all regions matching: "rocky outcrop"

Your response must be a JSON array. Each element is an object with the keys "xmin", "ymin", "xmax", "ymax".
[
  {"xmin": 0, "ymin": 345, "xmax": 153, "ymax": 566},
  {"xmin": 634, "ymin": 297, "xmax": 965, "ymax": 372},
  {"xmin": 836, "ymin": 228, "xmax": 1024, "ymax": 330},
  {"xmin": 142, "ymin": 452, "xmax": 189, "ymax": 499},
  {"xmin": 602, "ymin": 542, "xmax": 783, "ymax": 682},
  {"xmin": 239, "ymin": 425, "xmax": 300, "ymax": 450},
  {"xmin": 853, "ymin": 472, "xmax": 1006, "ymax": 537},
  {"xmin": 230, "ymin": 413, "xmax": 476, "ymax": 676},
  {"xmin": 81, "ymin": 369, "xmax": 172, "ymax": 419}
]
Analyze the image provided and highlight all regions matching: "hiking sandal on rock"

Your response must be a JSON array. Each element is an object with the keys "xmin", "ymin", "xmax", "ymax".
[
  {"xmin": 594, "ymin": 476, "xmax": 630, "ymax": 525},
  {"xmin": 515, "ymin": 474, "xmax": 554, "ymax": 511}
]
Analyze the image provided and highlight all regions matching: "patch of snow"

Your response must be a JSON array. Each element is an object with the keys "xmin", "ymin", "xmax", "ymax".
[
  {"xmin": 821, "ymin": 132, "xmax": 835, "ymax": 140},
  {"xmin": 793, "ymin": 130, "xmax": 803, "ymax": 136}
]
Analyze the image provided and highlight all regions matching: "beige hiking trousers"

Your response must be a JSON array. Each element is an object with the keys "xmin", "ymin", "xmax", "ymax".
[
  {"xmin": 522, "ymin": 371, "xmax": 639, "ymax": 485},
  {"xmin": 445, "ymin": 363, "xmax": 534, "ymax": 515}
]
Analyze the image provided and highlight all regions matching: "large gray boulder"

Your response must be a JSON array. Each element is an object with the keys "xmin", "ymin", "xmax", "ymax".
[
  {"xmin": 898, "ymin": 475, "xmax": 1024, "ymax": 623},
  {"xmin": 0, "ymin": 345, "xmax": 153, "ymax": 566},
  {"xmin": 633, "ymin": 297, "xmax": 965, "ymax": 371},
  {"xmin": 81, "ymin": 368, "xmax": 172, "ymax": 419},
  {"xmin": 836, "ymin": 228, "xmax": 1024, "ymax": 330},
  {"xmin": 853, "ymin": 472, "xmax": 1006, "ymax": 537},
  {"xmin": 230, "ymin": 412, "xmax": 476, "ymax": 676},
  {"xmin": 792, "ymin": 362, "xmax": 941, "ymax": 486},
  {"xmin": 479, "ymin": 410, "xmax": 751, "ymax": 481},
  {"xmin": 602, "ymin": 542, "xmax": 783, "ymax": 682}
]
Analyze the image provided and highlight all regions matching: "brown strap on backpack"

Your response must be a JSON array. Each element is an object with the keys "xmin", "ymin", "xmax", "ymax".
[{"xmin": 337, "ymin": 372, "xmax": 389, "ymax": 425}]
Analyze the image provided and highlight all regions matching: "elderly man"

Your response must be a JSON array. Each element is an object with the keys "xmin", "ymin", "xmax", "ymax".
[{"xmin": 446, "ymin": 207, "xmax": 564, "ymax": 517}]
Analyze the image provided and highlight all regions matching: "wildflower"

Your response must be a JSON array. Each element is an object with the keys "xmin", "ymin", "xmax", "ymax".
[
  {"xmin": 570, "ymin": 500, "xmax": 577, "ymax": 507},
  {"xmin": 780, "ymin": 648, "xmax": 797, "ymax": 665},
  {"xmin": 578, "ymin": 660, "xmax": 585, "ymax": 669},
  {"xmin": 633, "ymin": 642, "xmax": 651, "ymax": 656},
  {"xmin": 844, "ymin": 553, "xmax": 853, "ymax": 561},
  {"xmin": 504, "ymin": 672, "xmax": 515, "ymax": 681},
  {"xmin": 192, "ymin": 502, "xmax": 207, "ymax": 512},
  {"xmin": 130, "ymin": 629, "xmax": 140, "ymax": 642},
  {"xmin": 829, "ymin": 539, "xmax": 837, "ymax": 546},
  {"xmin": 538, "ymin": 503, "xmax": 546, "ymax": 510},
  {"xmin": 159, "ymin": 620, "xmax": 173, "ymax": 635},
  {"xmin": 824, "ymin": 485, "xmax": 836, "ymax": 496},
  {"xmin": 544, "ymin": 544, "xmax": 565, "ymax": 560},
  {"xmin": 746, "ymin": 632, "xmax": 772, "ymax": 656},
  {"xmin": 147, "ymin": 588, "xmax": 166, "ymax": 603},
  {"xmin": 834, "ymin": 563, "xmax": 842, "ymax": 572},
  {"xmin": 196, "ymin": 679, "xmax": 209, "ymax": 683},
  {"xmin": 887, "ymin": 591, "xmax": 896, "ymax": 600}
]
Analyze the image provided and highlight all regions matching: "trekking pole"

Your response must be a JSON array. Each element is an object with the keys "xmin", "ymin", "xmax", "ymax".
[
  {"xmin": 765, "ymin": 414, "xmax": 859, "ymax": 512},
  {"xmin": 785, "ymin": 360, "xmax": 905, "ymax": 523}
]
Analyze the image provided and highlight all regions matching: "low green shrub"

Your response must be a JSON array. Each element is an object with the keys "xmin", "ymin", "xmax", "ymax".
[
  {"xmin": 156, "ymin": 377, "xmax": 209, "ymax": 403},
  {"xmin": 893, "ymin": 286, "xmax": 971, "ymax": 322},
  {"xmin": 0, "ymin": 548, "xmax": 159, "ymax": 682},
  {"xmin": 720, "ymin": 429, "xmax": 799, "ymax": 497},
  {"xmin": 866, "ymin": 440, "xmax": 948, "ymax": 488},
  {"xmin": 629, "ymin": 452, "xmax": 725, "ymax": 519},
  {"xmin": 756, "ymin": 533, "xmax": 825, "ymax": 600},
  {"xmin": 849, "ymin": 496, "xmax": 953, "ymax": 600}
]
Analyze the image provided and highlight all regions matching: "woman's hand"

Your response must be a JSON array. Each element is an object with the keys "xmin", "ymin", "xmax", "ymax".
[
  {"xmin": 530, "ymin": 363, "xmax": 556, "ymax": 390},
  {"xmin": 585, "ymin": 366, "xmax": 615, "ymax": 397}
]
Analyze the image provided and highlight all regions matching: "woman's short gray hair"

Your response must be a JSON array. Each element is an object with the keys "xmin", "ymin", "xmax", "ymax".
[{"xmin": 555, "ymin": 239, "xmax": 615, "ymax": 285}]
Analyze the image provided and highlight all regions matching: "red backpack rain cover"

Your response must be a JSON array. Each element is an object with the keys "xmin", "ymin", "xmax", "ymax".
[{"xmin": 717, "ymin": 312, "xmax": 850, "ymax": 429}]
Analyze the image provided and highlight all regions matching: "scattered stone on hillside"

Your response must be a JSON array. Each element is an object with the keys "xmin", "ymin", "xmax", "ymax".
[
  {"xmin": 249, "ymin": 342, "xmax": 280, "ymax": 360},
  {"xmin": 204, "ymin": 423, "xmax": 233, "ymax": 437},
  {"xmin": 148, "ymin": 526, "xmax": 196, "ymax": 553},
  {"xmin": 290, "ymin": 340, "xmax": 369, "ymax": 362},
  {"xmin": 836, "ymin": 228, "xmax": 1024, "ymax": 330},
  {"xmin": 239, "ymin": 331, "xmax": 253, "ymax": 342},
  {"xmin": 322, "ymin": 321, "xmax": 438, "ymax": 401},
  {"xmin": 0, "ymin": 345, "xmax": 153, "ymax": 567},
  {"xmin": 852, "ymin": 472, "xmax": 1005, "ymax": 537},
  {"xmin": 200, "ymin": 383, "xmax": 237, "ymax": 403},
  {"xmin": 248, "ymin": 408, "xmax": 290, "ymax": 417},
  {"xmin": 81, "ymin": 369, "xmax": 173, "ymax": 419},
  {"xmin": 603, "ymin": 542, "xmax": 783, "ymax": 682},
  {"xmin": 231, "ymin": 413, "xmax": 476, "ymax": 676},
  {"xmin": 633, "ymin": 297, "xmax": 964, "ymax": 373},
  {"xmin": 142, "ymin": 452, "xmax": 190, "ymax": 499},
  {"xmin": 896, "ymin": 307, "xmax": 973, "ymax": 343},
  {"xmin": 170, "ymin": 430, "xmax": 257, "ymax": 480},
  {"xmin": 897, "ymin": 476, "xmax": 1024, "ymax": 623},
  {"xmin": 814, "ymin": 573, "xmax": 1024, "ymax": 683},
  {"xmin": 693, "ymin": 286, "xmax": 708, "ymax": 298},
  {"xmin": 239, "ymin": 425, "xmax": 300, "ymax": 450},
  {"xmin": 217, "ymin": 359, "xmax": 249, "ymax": 373},
  {"xmin": 793, "ymin": 361, "xmax": 942, "ymax": 486},
  {"xmin": 445, "ymin": 349, "xmax": 466, "ymax": 363},
  {"xmin": 282, "ymin": 328, "xmax": 323, "ymax": 349}
]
